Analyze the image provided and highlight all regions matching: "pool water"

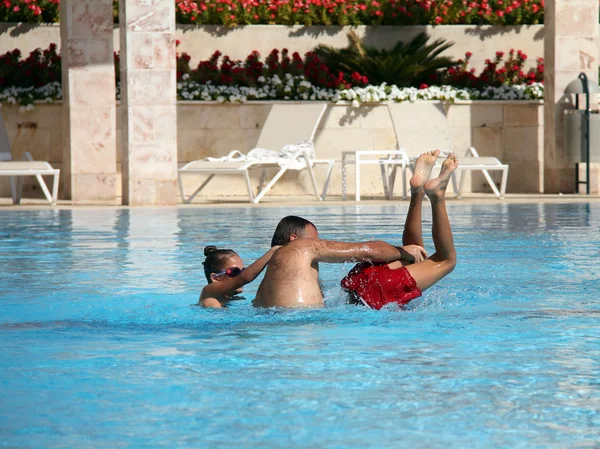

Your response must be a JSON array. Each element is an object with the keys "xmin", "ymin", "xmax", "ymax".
[{"xmin": 1, "ymin": 203, "xmax": 599, "ymax": 448}]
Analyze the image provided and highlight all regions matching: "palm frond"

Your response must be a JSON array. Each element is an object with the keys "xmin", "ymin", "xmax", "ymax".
[{"xmin": 312, "ymin": 31, "xmax": 458, "ymax": 87}]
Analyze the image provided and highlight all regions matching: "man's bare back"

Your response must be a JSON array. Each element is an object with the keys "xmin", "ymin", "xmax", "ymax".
[
  {"xmin": 254, "ymin": 239, "xmax": 324, "ymax": 308},
  {"xmin": 253, "ymin": 218, "xmax": 426, "ymax": 308}
]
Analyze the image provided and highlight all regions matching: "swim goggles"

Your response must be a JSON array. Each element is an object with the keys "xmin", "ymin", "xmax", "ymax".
[{"xmin": 214, "ymin": 267, "xmax": 245, "ymax": 277}]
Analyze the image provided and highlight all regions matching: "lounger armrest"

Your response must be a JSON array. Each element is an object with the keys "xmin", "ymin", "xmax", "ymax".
[
  {"xmin": 284, "ymin": 147, "xmax": 313, "ymax": 163},
  {"xmin": 465, "ymin": 147, "xmax": 480, "ymax": 157},
  {"xmin": 312, "ymin": 159, "xmax": 335, "ymax": 163}
]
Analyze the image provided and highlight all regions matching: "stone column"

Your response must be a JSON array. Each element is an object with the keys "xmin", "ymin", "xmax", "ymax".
[
  {"xmin": 119, "ymin": 0, "xmax": 178, "ymax": 205},
  {"xmin": 60, "ymin": 0, "xmax": 117, "ymax": 202},
  {"xmin": 544, "ymin": 0, "xmax": 599, "ymax": 193}
]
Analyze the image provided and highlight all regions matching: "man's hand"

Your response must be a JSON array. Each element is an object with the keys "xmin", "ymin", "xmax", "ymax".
[{"xmin": 398, "ymin": 245, "xmax": 427, "ymax": 264}]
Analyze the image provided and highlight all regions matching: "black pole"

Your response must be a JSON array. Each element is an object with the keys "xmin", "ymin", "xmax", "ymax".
[
  {"xmin": 579, "ymin": 72, "xmax": 591, "ymax": 195},
  {"xmin": 574, "ymin": 93, "xmax": 580, "ymax": 193}
]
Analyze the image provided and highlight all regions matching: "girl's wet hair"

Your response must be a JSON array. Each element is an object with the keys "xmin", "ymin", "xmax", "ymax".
[
  {"xmin": 271, "ymin": 216, "xmax": 316, "ymax": 246},
  {"xmin": 203, "ymin": 246, "xmax": 238, "ymax": 282}
]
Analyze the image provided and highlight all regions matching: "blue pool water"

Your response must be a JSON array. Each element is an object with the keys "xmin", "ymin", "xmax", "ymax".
[{"xmin": 1, "ymin": 203, "xmax": 599, "ymax": 448}]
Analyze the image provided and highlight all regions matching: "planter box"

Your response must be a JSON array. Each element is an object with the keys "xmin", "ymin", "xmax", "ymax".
[
  {"xmin": 0, "ymin": 23, "xmax": 544, "ymax": 71},
  {"xmin": 0, "ymin": 101, "xmax": 546, "ymax": 201}
]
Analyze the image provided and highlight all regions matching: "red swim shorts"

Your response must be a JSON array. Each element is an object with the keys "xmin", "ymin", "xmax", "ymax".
[{"xmin": 341, "ymin": 262, "xmax": 422, "ymax": 310}]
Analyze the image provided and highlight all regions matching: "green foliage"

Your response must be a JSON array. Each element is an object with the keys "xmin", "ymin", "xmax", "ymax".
[{"xmin": 313, "ymin": 31, "xmax": 458, "ymax": 87}]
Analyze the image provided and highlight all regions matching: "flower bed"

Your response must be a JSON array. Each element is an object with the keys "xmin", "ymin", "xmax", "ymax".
[
  {"xmin": 0, "ymin": 0, "xmax": 58, "ymax": 23},
  {"xmin": 0, "ymin": 76, "xmax": 544, "ymax": 112},
  {"xmin": 0, "ymin": 0, "xmax": 547, "ymax": 26},
  {"xmin": 0, "ymin": 43, "xmax": 544, "ymax": 110},
  {"xmin": 176, "ymin": 76, "xmax": 543, "ymax": 104}
]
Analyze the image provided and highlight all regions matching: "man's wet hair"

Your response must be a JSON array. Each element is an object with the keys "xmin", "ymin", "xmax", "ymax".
[{"xmin": 271, "ymin": 216, "xmax": 316, "ymax": 246}]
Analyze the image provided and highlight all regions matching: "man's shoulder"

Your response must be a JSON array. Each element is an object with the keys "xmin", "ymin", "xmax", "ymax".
[
  {"xmin": 273, "ymin": 238, "xmax": 324, "ymax": 259},
  {"xmin": 284, "ymin": 238, "xmax": 324, "ymax": 251}
]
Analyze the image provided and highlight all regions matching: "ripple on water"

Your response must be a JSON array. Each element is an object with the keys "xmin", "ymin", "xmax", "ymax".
[{"xmin": 1, "ymin": 203, "xmax": 599, "ymax": 448}]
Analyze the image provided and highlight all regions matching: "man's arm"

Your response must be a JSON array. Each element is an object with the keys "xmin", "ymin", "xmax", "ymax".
[{"xmin": 310, "ymin": 240, "xmax": 408, "ymax": 264}]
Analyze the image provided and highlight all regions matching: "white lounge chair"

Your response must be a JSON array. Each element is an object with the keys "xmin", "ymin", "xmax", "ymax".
[
  {"xmin": 387, "ymin": 102, "xmax": 509, "ymax": 199},
  {"xmin": 177, "ymin": 103, "xmax": 334, "ymax": 204},
  {"xmin": 0, "ymin": 108, "xmax": 60, "ymax": 205}
]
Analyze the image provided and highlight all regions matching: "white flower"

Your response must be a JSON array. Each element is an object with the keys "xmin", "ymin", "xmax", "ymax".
[{"xmin": 1, "ymin": 78, "xmax": 545, "ymax": 111}]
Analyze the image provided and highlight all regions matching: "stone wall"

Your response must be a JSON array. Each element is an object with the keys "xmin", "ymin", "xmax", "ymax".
[
  {"xmin": 0, "ymin": 23, "xmax": 544, "ymax": 71},
  {"xmin": 0, "ymin": 101, "xmax": 547, "ymax": 201}
]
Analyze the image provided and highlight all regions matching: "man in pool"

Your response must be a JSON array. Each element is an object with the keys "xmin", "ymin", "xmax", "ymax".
[
  {"xmin": 253, "ymin": 216, "xmax": 425, "ymax": 308},
  {"xmin": 253, "ymin": 151, "xmax": 457, "ymax": 309}
]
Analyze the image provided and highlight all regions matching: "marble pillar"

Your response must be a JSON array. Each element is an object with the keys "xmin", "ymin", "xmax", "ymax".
[
  {"xmin": 119, "ymin": 0, "xmax": 178, "ymax": 205},
  {"xmin": 544, "ymin": 0, "xmax": 599, "ymax": 193},
  {"xmin": 60, "ymin": 0, "xmax": 117, "ymax": 202}
]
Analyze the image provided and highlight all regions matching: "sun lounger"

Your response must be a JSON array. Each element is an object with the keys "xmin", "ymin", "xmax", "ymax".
[
  {"xmin": 0, "ymin": 109, "xmax": 60, "ymax": 205},
  {"xmin": 177, "ymin": 103, "xmax": 334, "ymax": 204},
  {"xmin": 387, "ymin": 102, "xmax": 509, "ymax": 199}
]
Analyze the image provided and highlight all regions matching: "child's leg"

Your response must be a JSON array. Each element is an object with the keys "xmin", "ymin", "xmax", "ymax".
[
  {"xmin": 402, "ymin": 150, "xmax": 440, "ymax": 248},
  {"xmin": 405, "ymin": 153, "xmax": 458, "ymax": 292}
]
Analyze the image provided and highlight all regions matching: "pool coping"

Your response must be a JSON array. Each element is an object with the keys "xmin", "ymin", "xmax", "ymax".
[{"xmin": 1, "ymin": 194, "xmax": 600, "ymax": 210}]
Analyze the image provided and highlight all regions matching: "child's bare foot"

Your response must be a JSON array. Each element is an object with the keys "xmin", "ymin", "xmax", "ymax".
[
  {"xmin": 410, "ymin": 150, "xmax": 440, "ymax": 193},
  {"xmin": 424, "ymin": 153, "xmax": 458, "ymax": 200}
]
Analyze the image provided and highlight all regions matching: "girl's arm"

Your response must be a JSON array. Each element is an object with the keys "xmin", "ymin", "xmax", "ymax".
[
  {"xmin": 200, "ymin": 297, "xmax": 222, "ymax": 308},
  {"xmin": 199, "ymin": 246, "xmax": 281, "ymax": 307}
]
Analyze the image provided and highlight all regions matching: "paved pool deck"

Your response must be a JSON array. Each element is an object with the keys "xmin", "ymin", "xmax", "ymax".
[{"xmin": 1, "ymin": 194, "xmax": 600, "ymax": 210}]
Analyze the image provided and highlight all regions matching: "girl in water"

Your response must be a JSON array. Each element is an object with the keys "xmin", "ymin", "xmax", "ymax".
[{"xmin": 199, "ymin": 245, "xmax": 280, "ymax": 308}]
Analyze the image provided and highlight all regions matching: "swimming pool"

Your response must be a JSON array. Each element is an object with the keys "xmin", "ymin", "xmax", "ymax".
[{"xmin": 1, "ymin": 203, "xmax": 599, "ymax": 448}]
